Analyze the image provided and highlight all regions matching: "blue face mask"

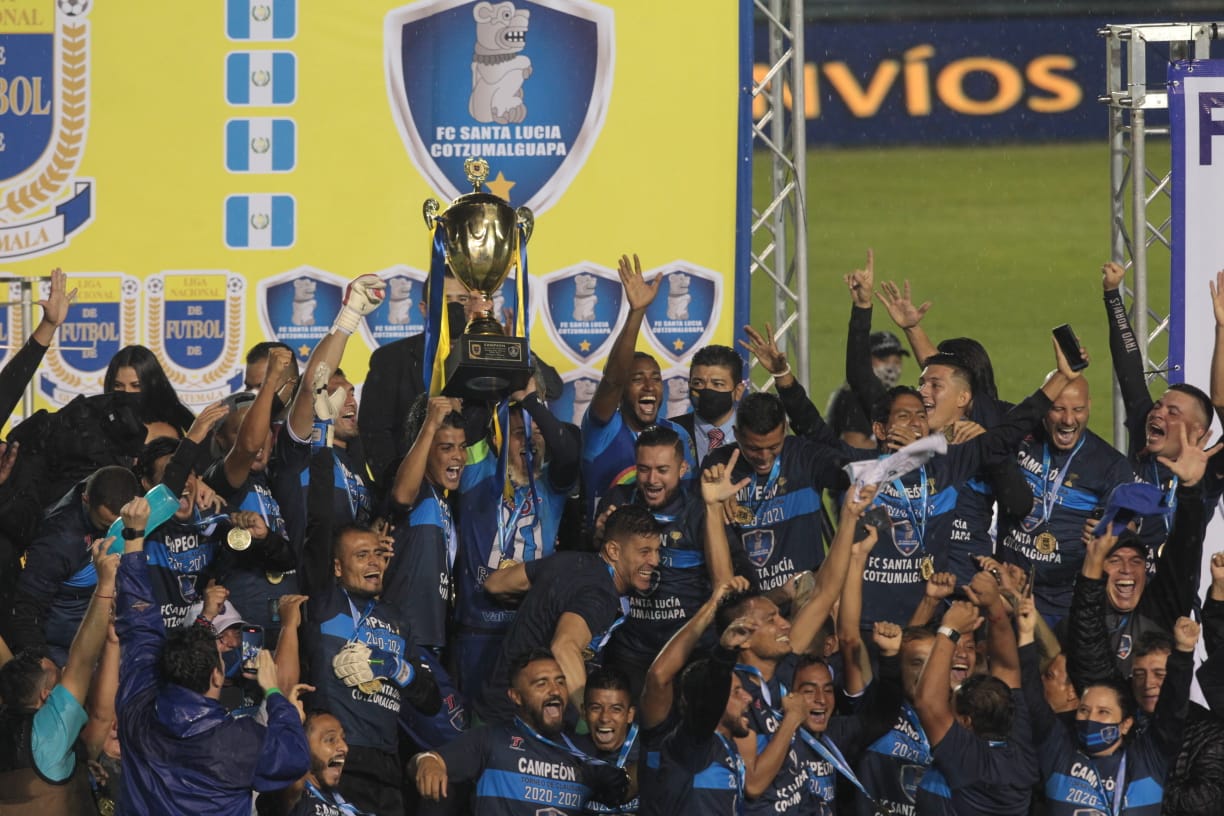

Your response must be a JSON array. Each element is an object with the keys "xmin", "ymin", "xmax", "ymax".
[{"xmin": 1076, "ymin": 719, "xmax": 1122, "ymax": 753}]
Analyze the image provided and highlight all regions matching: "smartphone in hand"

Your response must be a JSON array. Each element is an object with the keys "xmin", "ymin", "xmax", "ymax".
[
  {"xmin": 1052, "ymin": 324, "xmax": 1089, "ymax": 372},
  {"xmin": 240, "ymin": 625, "xmax": 264, "ymax": 675}
]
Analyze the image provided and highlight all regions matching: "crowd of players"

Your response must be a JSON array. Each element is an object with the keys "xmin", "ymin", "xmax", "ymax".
[{"xmin": 1, "ymin": 254, "xmax": 1223, "ymax": 815}]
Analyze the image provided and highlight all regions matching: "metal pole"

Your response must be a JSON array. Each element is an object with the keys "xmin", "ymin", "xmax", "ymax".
[
  {"xmin": 1131, "ymin": 107, "xmax": 1149, "ymax": 371},
  {"xmin": 20, "ymin": 280, "xmax": 33, "ymax": 420},
  {"xmin": 1107, "ymin": 27, "xmax": 1127, "ymax": 449},
  {"xmin": 790, "ymin": 0, "xmax": 809, "ymax": 385},
  {"xmin": 769, "ymin": 0, "xmax": 787, "ymax": 348}
]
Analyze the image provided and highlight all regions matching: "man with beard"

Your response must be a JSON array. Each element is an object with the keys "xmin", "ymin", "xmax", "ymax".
[
  {"xmin": 1064, "ymin": 428, "xmax": 1216, "ymax": 686},
  {"xmin": 274, "ymin": 275, "xmax": 386, "ymax": 551},
  {"xmin": 1107, "ymin": 262, "xmax": 1224, "ymax": 544},
  {"xmin": 997, "ymin": 367, "xmax": 1136, "ymax": 623},
  {"xmin": 412, "ymin": 650, "xmax": 628, "ymax": 814},
  {"xmin": 475, "ymin": 506, "xmax": 662, "ymax": 724},
  {"xmin": 668, "ymin": 344, "xmax": 747, "ymax": 463},
  {"xmin": 455, "ymin": 376, "xmax": 581, "ymax": 698},
  {"xmin": 266, "ymin": 710, "xmax": 368, "ymax": 816},
  {"xmin": 300, "ymin": 522, "xmax": 440, "ymax": 814},
  {"xmin": 597, "ymin": 425, "xmax": 752, "ymax": 695},
  {"xmin": 581, "ymin": 254, "xmax": 695, "ymax": 521}
]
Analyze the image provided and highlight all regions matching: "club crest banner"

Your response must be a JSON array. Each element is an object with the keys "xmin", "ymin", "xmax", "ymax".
[{"xmin": 0, "ymin": 0, "xmax": 745, "ymax": 422}]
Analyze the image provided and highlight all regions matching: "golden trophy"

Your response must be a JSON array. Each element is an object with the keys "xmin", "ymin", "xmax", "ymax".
[{"xmin": 423, "ymin": 157, "xmax": 534, "ymax": 399}]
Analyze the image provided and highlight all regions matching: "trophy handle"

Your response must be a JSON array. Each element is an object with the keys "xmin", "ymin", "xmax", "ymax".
[
  {"xmin": 516, "ymin": 206, "xmax": 534, "ymax": 244},
  {"xmin": 423, "ymin": 198, "xmax": 440, "ymax": 230}
]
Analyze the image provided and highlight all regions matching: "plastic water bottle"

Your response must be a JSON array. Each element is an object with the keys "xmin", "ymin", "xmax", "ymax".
[{"xmin": 105, "ymin": 483, "xmax": 182, "ymax": 554}]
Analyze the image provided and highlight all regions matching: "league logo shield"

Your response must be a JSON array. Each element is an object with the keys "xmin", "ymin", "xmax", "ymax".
[
  {"xmin": 642, "ymin": 262, "xmax": 721, "ymax": 365},
  {"xmin": 257, "ymin": 267, "xmax": 347, "ymax": 364},
  {"xmin": 743, "ymin": 529, "xmax": 775, "ymax": 568},
  {"xmin": 551, "ymin": 368, "xmax": 600, "ymax": 426},
  {"xmin": 0, "ymin": 0, "xmax": 94, "ymax": 258},
  {"xmin": 146, "ymin": 272, "xmax": 246, "ymax": 406},
  {"xmin": 359, "ymin": 266, "xmax": 428, "ymax": 349},
  {"xmin": 900, "ymin": 763, "xmax": 926, "ymax": 803},
  {"xmin": 40, "ymin": 273, "xmax": 140, "ymax": 405},
  {"xmin": 385, "ymin": 0, "xmax": 614, "ymax": 215},
  {"xmin": 539, "ymin": 263, "xmax": 624, "ymax": 365}
]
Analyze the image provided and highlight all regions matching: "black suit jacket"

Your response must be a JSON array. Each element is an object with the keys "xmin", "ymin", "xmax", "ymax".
[{"xmin": 358, "ymin": 333, "xmax": 426, "ymax": 486}]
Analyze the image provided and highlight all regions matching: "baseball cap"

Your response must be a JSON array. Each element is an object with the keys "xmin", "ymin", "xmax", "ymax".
[
  {"xmin": 188, "ymin": 599, "xmax": 248, "ymax": 635},
  {"xmin": 1092, "ymin": 482, "xmax": 1167, "ymax": 539},
  {"xmin": 870, "ymin": 331, "xmax": 909, "ymax": 358}
]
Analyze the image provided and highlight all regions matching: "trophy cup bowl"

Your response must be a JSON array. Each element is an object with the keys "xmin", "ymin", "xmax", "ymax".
[{"xmin": 422, "ymin": 157, "xmax": 535, "ymax": 398}]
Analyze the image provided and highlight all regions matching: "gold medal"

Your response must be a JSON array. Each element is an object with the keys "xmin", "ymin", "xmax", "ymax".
[
  {"xmin": 1035, "ymin": 532, "xmax": 1058, "ymax": 555},
  {"xmin": 581, "ymin": 647, "xmax": 596, "ymax": 662},
  {"xmin": 920, "ymin": 556, "xmax": 935, "ymax": 581},
  {"xmin": 227, "ymin": 527, "xmax": 252, "ymax": 551},
  {"xmin": 498, "ymin": 558, "xmax": 518, "ymax": 570},
  {"xmin": 265, "ymin": 571, "xmax": 284, "ymax": 585},
  {"xmin": 731, "ymin": 505, "xmax": 754, "ymax": 525},
  {"xmin": 357, "ymin": 678, "xmax": 383, "ymax": 695}
]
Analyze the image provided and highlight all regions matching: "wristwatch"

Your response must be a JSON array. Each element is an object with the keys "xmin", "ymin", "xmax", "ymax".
[
  {"xmin": 121, "ymin": 527, "xmax": 146, "ymax": 540},
  {"xmin": 937, "ymin": 625, "xmax": 961, "ymax": 644}
]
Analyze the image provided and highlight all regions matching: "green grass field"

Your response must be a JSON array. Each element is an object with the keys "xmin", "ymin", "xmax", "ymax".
[{"xmin": 751, "ymin": 140, "xmax": 1177, "ymax": 440}]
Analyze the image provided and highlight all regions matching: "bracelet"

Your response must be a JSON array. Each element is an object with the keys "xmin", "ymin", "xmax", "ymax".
[
  {"xmin": 419, "ymin": 751, "xmax": 443, "ymax": 766},
  {"xmin": 264, "ymin": 686, "xmax": 282, "ymax": 697},
  {"xmin": 121, "ymin": 527, "xmax": 146, "ymax": 540},
  {"xmin": 773, "ymin": 365, "xmax": 792, "ymax": 379},
  {"xmin": 93, "ymin": 592, "xmax": 114, "ymax": 599}
]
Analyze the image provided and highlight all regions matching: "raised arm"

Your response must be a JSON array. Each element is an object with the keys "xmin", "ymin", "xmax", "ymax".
[
  {"xmin": 223, "ymin": 346, "xmax": 295, "ymax": 489},
  {"xmin": 551, "ymin": 612, "xmax": 596, "ymax": 711},
  {"xmin": 701, "ymin": 449, "xmax": 753, "ymax": 587},
  {"xmin": 1016, "ymin": 594, "xmax": 1059, "ymax": 744},
  {"xmin": 1101, "ymin": 262, "xmax": 1153, "ymax": 445},
  {"xmin": 1067, "ymin": 529, "xmax": 1124, "ymax": 689},
  {"xmin": 390, "ymin": 396, "xmax": 462, "ymax": 507},
  {"xmin": 80, "ymin": 623, "xmax": 118, "ymax": 759},
  {"xmin": 964, "ymin": 570, "xmax": 1021, "ymax": 688},
  {"xmin": 741, "ymin": 323, "xmax": 838, "ymax": 445},
  {"xmin": 0, "ymin": 269, "xmax": 73, "ymax": 428},
  {"xmin": 909, "ymin": 571, "xmax": 956, "ymax": 627},
  {"xmin": 1208, "ymin": 270, "xmax": 1224, "ymax": 422},
  {"xmin": 60, "ymin": 540, "xmax": 119, "ymax": 704},
  {"xmin": 516, "ymin": 379, "xmax": 581, "ymax": 492},
  {"xmin": 288, "ymin": 275, "xmax": 385, "ymax": 440},
  {"xmin": 789, "ymin": 483, "xmax": 879, "ymax": 654},
  {"xmin": 589, "ymin": 254, "xmax": 659, "ymax": 424},
  {"xmin": 115, "ymin": 498, "xmax": 163, "ymax": 715},
  {"xmin": 640, "ymin": 577, "xmax": 751, "ymax": 729},
  {"xmin": 845, "ymin": 253, "xmax": 887, "ymax": 419},
  {"xmin": 273, "ymin": 594, "xmax": 308, "ymax": 690},
  {"xmin": 838, "ymin": 525, "xmax": 875, "ymax": 695},
  {"xmin": 876, "ymin": 276, "xmax": 937, "ymax": 364},
  {"xmin": 915, "ymin": 600, "xmax": 982, "ymax": 746},
  {"xmin": 741, "ymin": 691, "xmax": 805, "ymax": 798},
  {"xmin": 1149, "ymin": 618, "xmax": 1199, "ymax": 756}
]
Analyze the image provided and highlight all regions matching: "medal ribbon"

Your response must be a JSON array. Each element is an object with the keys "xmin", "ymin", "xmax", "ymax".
[
  {"xmin": 796, "ymin": 728, "xmax": 877, "ymax": 807},
  {"xmin": 745, "ymin": 455, "xmax": 783, "ymax": 525},
  {"xmin": 735, "ymin": 663, "xmax": 788, "ymax": 712},
  {"xmin": 1039, "ymin": 437, "xmax": 1086, "ymax": 524},
  {"xmin": 588, "ymin": 564, "xmax": 631, "ymax": 655},
  {"xmin": 495, "ymin": 400, "xmax": 540, "ymax": 563},
  {"xmin": 714, "ymin": 732, "xmax": 747, "ymax": 815},
  {"xmin": 1087, "ymin": 750, "xmax": 1128, "ymax": 816},
  {"xmin": 343, "ymin": 590, "xmax": 378, "ymax": 644},
  {"xmin": 304, "ymin": 780, "xmax": 364, "ymax": 816}
]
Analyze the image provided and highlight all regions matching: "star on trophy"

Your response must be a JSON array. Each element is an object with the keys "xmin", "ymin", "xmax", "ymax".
[{"xmin": 423, "ymin": 157, "xmax": 534, "ymax": 399}]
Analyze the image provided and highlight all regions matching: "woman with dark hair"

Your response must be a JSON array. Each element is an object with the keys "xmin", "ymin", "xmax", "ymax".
[{"xmin": 103, "ymin": 345, "xmax": 195, "ymax": 432}]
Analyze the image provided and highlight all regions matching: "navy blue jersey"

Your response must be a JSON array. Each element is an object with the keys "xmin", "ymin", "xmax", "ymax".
[
  {"xmin": 705, "ymin": 436, "xmax": 853, "ymax": 592},
  {"xmin": 581, "ymin": 408, "xmax": 696, "ymax": 522},
  {"xmin": 599, "ymin": 485, "xmax": 711, "ymax": 663},
  {"xmin": 288, "ymin": 782, "xmax": 371, "ymax": 815},
  {"xmin": 202, "ymin": 461, "xmax": 289, "ymax": 540},
  {"xmin": 271, "ymin": 428, "xmax": 372, "ymax": 549},
  {"xmin": 144, "ymin": 518, "xmax": 220, "ymax": 630},
  {"xmin": 856, "ymin": 702, "xmax": 931, "ymax": 816},
  {"xmin": 456, "ymin": 439, "xmax": 568, "ymax": 632},
  {"xmin": 572, "ymin": 731, "xmax": 639, "ymax": 815},
  {"xmin": 385, "ymin": 484, "xmax": 454, "ymax": 650},
  {"xmin": 944, "ymin": 477, "xmax": 997, "ymax": 585},
  {"xmin": 793, "ymin": 717, "xmax": 867, "ymax": 816},
  {"xmin": 640, "ymin": 717, "xmax": 744, "ymax": 816},
  {"xmin": 735, "ymin": 658, "xmax": 812, "ymax": 815},
  {"xmin": 915, "ymin": 691, "xmax": 1038, "ymax": 816},
  {"xmin": 303, "ymin": 585, "xmax": 415, "ymax": 753},
  {"xmin": 999, "ymin": 431, "xmax": 1135, "ymax": 620},
  {"xmin": 437, "ymin": 721, "xmax": 592, "ymax": 815},
  {"xmin": 476, "ymin": 552, "xmax": 625, "ymax": 724}
]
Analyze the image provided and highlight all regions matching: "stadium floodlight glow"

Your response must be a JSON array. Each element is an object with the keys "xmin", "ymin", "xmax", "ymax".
[
  {"xmin": 748, "ymin": 0, "xmax": 808, "ymax": 390},
  {"xmin": 1100, "ymin": 21, "xmax": 1220, "ymax": 451}
]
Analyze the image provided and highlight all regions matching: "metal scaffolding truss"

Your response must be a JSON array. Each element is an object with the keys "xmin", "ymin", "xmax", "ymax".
[
  {"xmin": 749, "ymin": 0, "xmax": 809, "ymax": 387},
  {"xmin": 1102, "ymin": 21, "xmax": 1219, "ymax": 448}
]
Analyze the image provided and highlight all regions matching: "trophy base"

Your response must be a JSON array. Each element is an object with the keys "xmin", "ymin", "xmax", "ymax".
[{"xmin": 442, "ymin": 334, "xmax": 531, "ymax": 400}]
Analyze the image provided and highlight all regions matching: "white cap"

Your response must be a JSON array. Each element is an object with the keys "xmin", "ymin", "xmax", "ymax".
[{"xmin": 188, "ymin": 599, "xmax": 248, "ymax": 635}]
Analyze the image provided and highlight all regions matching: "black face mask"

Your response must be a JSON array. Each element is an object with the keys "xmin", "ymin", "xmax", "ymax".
[
  {"xmin": 691, "ymin": 388, "xmax": 735, "ymax": 423},
  {"xmin": 446, "ymin": 300, "xmax": 468, "ymax": 338}
]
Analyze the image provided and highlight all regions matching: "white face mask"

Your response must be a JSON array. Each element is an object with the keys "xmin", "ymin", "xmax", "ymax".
[{"xmin": 873, "ymin": 362, "xmax": 903, "ymax": 389}]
